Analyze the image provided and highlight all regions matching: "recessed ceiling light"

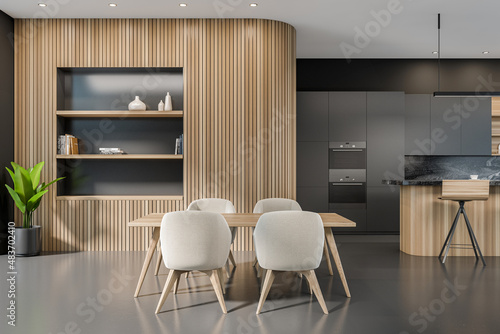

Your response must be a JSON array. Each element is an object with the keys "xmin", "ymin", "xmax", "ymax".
[
  {"xmin": 38, "ymin": 3, "xmax": 47, "ymax": 7},
  {"xmin": 482, "ymin": 51, "xmax": 490, "ymax": 54},
  {"xmin": 179, "ymin": 3, "xmax": 187, "ymax": 6},
  {"xmin": 432, "ymin": 51, "xmax": 438, "ymax": 54},
  {"xmin": 108, "ymin": 3, "xmax": 117, "ymax": 7},
  {"xmin": 250, "ymin": 3, "xmax": 258, "ymax": 7}
]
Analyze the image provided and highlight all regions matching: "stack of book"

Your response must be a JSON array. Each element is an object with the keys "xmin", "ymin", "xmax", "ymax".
[
  {"xmin": 58, "ymin": 134, "xmax": 79, "ymax": 155},
  {"xmin": 99, "ymin": 148, "xmax": 124, "ymax": 155},
  {"xmin": 175, "ymin": 134, "xmax": 183, "ymax": 155}
]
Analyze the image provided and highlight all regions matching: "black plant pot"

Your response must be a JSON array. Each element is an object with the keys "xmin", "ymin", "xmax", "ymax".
[{"xmin": 15, "ymin": 226, "xmax": 41, "ymax": 256}]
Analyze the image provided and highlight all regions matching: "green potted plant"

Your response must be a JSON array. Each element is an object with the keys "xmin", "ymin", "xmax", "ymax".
[{"xmin": 5, "ymin": 161, "xmax": 64, "ymax": 256}]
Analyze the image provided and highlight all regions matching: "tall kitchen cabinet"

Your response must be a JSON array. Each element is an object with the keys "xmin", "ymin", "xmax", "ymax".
[
  {"xmin": 367, "ymin": 92, "xmax": 404, "ymax": 232},
  {"xmin": 405, "ymin": 94, "xmax": 491, "ymax": 156},
  {"xmin": 296, "ymin": 92, "xmax": 329, "ymax": 213}
]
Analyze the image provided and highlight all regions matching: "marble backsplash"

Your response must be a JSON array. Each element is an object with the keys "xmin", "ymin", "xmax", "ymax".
[{"xmin": 405, "ymin": 156, "xmax": 500, "ymax": 181}]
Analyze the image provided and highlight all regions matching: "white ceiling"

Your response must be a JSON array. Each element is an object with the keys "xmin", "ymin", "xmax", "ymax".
[{"xmin": 2, "ymin": 0, "xmax": 500, "ymax": 59}]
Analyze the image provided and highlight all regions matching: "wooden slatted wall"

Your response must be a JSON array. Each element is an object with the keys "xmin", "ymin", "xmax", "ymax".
[{"xmin": 14, "ymin": 19, "xmax": 296, "ymax": 251}]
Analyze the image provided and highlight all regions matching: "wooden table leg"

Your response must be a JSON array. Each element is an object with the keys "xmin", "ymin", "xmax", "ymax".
[
  {"xmin": 154, "ymin": 243, "xmax": 162, "ymax": 276},
  {"xmin": 134, "ymin": 227, "xmax": 161, "ymax": 297},
  {"xmin": 323, "ymin": 242, "xmax": 334, "ymax": 276},
  {"xmin": 324, "ymin": 227, "xmax": 351, "ymax": 298}
]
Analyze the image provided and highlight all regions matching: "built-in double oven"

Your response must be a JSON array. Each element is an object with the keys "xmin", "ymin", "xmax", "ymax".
[{"xmin": 329, "ymin": 142, "xmax": 366, "ymax": 231}]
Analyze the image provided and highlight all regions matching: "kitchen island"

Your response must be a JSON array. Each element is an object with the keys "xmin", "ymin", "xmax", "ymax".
[{"xmin": 385, "ymin": 155, "xmax": 500, "ymax": 256}]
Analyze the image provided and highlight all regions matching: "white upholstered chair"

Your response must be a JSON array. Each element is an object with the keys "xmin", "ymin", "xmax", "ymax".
[
  {"xmin": 187, "ymin": 198, "xmax": 237, "ymax": 276},
  {"xmin": 253, "ymin": 211, "xmax": 328, "ymax": 314},
  {"xmin": 155, "ymin": 211, "xmax": 231, "ymax": 314},
  {"xmin": 252, "ymin": 198, "xmax": 302, "ymax": 272},
  {"xmin": 253, "ymin": 198, "xmax": 302, "ymax": 213}
]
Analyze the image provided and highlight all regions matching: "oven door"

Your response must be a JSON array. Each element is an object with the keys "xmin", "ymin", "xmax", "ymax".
[
  {"xmin": 329, "ymin": 143, "xmax": 366, "ymax": 170},
  {"xmin": 329, "ymin": 182, "xmax": 366, "ymax": 204}
]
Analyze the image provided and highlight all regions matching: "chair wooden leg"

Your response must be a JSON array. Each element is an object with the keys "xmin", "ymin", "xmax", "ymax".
[
  {"xmin": 154, "ymin": 247, "xmax": 163, "ymax": 276},
  {"xmin": 228, "ymin": 250, "xmax": 237, "ymax": 268},
  {"xmin": 256, "ymin": 270, "xmax": 275, "ymax": 315},
  {"xmin": 155, "ymin": 270, "xmax": 182, "ymax": 314},
  {"xmin": 252, "ymin": 256, "xmax": 258, "ymax": 267},
  {"xmin": 173, "ymin": 275, "xmax": 180, "ymax": 294},
  {"xmin": 217, "ymin": 268, "xmax": 226, "ymax": 294},
  {"xmin": 302, "ymin": 270, "xmax": 328, "ymax": 314},
  {"xmin": 257, "ymin": 265, "xmax": 264, "ymax": 278},
  {"xmin": 304, "ymin": 275, "xmax": 313, "ymax": 295},
  {"xmin": 202, "ymin": 269, "xmax": 227, "ymax": 313},
  {"xmin": 260, "ymin": 269, "xmax": 267, "ymax": 291},
  {"xmin": 225, "ymin": 260, "xmax": 231, "ymax": 278},
  {"xmin": 185, "ymin": 272, "xmax": 189, "ymax": 278},
  {"xmin": 323, "ymin": 242, "xmax": 333, "ymax": 276}
]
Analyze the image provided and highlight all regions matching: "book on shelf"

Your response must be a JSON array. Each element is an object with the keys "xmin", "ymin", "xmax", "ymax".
[
  {"xmin": 99, "ymin": 148, "xmax": 124, "ymax": 155},
  {"xmin": 174, "ymin": 134, "xmax": 183, "ymax": 155},
  {"xmin": 58, "ymin": 134, "xmax": 79, "ymax": 155},
  {"xmin": 179, "ymin": 134, "xmax": 183, "ymax": 154}
]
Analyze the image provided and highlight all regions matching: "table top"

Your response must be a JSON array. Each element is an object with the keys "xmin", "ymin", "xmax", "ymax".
[{"xmin": 128, "ymin": 212, "xmax": 356, "ymax": 228}]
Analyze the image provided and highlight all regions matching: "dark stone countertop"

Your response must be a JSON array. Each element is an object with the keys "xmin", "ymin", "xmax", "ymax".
[{"xmin": 382, "ymin": 180, "xmax": 500, "ymax": 186}]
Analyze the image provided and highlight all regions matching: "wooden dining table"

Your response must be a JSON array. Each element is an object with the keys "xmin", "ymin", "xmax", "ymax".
[{"xmin": 128, "ymin": 212, "xmax": 356, "ymax": 298}]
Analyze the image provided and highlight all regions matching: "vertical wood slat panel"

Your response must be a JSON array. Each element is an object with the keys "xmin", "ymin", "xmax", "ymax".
[
  {"xmin": 14, "ymin": 19, "xmax": 295, "ymax": 251},
  {"xmin": 401, "ymin": 186, "xmax": 500, "ymax": 256}
]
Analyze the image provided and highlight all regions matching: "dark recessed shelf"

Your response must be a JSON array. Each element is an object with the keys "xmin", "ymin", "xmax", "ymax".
[
  {"xmin": 57, "ymin": 154, "xmax": 183, "ymax": 160},
  {"xmin": 56, "ymin": 110, "xmax": 183, "ymax": 118}
]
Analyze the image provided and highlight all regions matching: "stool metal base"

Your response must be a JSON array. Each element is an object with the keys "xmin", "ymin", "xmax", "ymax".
[{"xmin": 438, "ymin": 200, "xmax": 486, "ymax": 266}]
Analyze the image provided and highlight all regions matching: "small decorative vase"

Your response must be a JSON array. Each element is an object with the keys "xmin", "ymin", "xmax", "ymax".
[
  {"xmin": 158, "ymin": 100, "xmax": 165, "ymax": 111},
  {"xmin": 164, "ymin": 92, "xmax": 173, "ymax": 111},
  {"xmin": 128, "ymin": 96, "xmax": 146, "ymax": 111}
]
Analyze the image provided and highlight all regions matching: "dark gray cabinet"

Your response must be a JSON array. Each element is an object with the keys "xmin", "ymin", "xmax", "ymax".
[
  {"xmin": 297, "ymin": 92, "xmax": 329, "ymax": 212},
  {"xmin": 330, "ymin": 204, "xmax": 367, "ymax": 233},
  {"xmin": 405, "ymin": 94, "xmax": 431, "ymax": 155},
  {"xmin": 367, "ymin": 186, "xmax": 400, "ymax": 232},
  {"xmin": 367, "ymin": 92, "xmax": 405, "ymax": 187},
  {"xmin": 430, "ymin": 97, "xmax": 462, "ymax": 155},
  {"xmin": 297, "ymin": 92, "xmax": 329, "ymax": 142},
  {"xmin": 329, "ymin": 92, "xmax": 367, "ymax": 142},
  {"xmin": 461, "ymin": 97, "xmax": 491, "ymax": 155},
  {"xmin": 407, "ymin": 95, "xmax": 491, "ymax": 156},
  {"xmin": 297, "ymin": 142, "xmax": 328, "ymax": 187},
  {"xmin": 366, "ymin": 92, "xmax": 404, "ymax": 232},
  {"xmin": 297, "ymin": 187, "xmax": 328, "ymax": 213}
]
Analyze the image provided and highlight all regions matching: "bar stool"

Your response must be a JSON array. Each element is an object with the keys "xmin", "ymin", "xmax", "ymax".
[{"xmin": 438, "ymin": 180, "xmax": 489, "ymax": 265}]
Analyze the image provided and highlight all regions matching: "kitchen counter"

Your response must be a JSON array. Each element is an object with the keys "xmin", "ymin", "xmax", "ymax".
[
  {"xmin": 388, "ymin": 155, "xmax": 500, "ymax": 257},
  {"xmin": 383, "ymin": 179, "xmax": 500, "ymax": 186}
]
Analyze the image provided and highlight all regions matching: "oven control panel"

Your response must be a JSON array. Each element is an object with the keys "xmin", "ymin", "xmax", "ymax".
[{"xmin": 329, "ymin": 169, "xmax": 366, "ymax": 183}]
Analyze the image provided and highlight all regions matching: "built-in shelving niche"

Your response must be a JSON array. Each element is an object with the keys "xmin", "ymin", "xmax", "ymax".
[
  {"xmin": 57, "ymin": 67, "xmax": 183, "ymax": 111},
  {"xmin": 56, "ymin": 67, "xmax": 184, "ymax": 197}
]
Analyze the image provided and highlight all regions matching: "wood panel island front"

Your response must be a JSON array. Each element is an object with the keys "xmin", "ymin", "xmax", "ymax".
[{"xmin": 385, "ymin": 155, "xmax": 500, "ymax": 257}]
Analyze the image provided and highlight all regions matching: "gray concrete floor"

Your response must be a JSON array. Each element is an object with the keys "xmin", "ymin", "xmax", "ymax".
[{"xmin": 1, "ymin": 235, "xmax": 500, "ymax": 334}]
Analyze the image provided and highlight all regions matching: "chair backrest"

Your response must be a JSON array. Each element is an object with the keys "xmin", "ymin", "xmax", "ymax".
[
  {"xmin": 160, "ymin": 211, "xmax": 231, "ymax": 271},
  {"xmin": 253, "ymin": 198, "xmax": 302, "ymax": 213},
  {"xmin": 187, "ymin": 198, "xmax": 236, "ymax": 213},
  {"xmin": 253, "ymin": 211, "xmax": 324, "ymax": 271},
  {"xmin": 441, "ymin": 180, "xmax": 490, "ymax": 201}
]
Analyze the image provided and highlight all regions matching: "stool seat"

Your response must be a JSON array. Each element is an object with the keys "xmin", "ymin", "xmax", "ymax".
[
  {"xmin": 438, "ymin": 180, "xmax": 489, "ymax": 266},
  {"xmin": 438, "ymin": 196, "xmax": 488, "ymax": 201}
]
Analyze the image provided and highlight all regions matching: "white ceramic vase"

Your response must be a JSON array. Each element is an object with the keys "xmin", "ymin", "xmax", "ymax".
[
  {"xmin": 164, "ymin": 92, "xmax": 172, "ymax": 111},
  {"xmin": 158, "ymin": 100, "xmax": 165, "ymax": 111},
  {"xmin": 128, "ymin": 96, "xmax": 146, "ymax": 111}
]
